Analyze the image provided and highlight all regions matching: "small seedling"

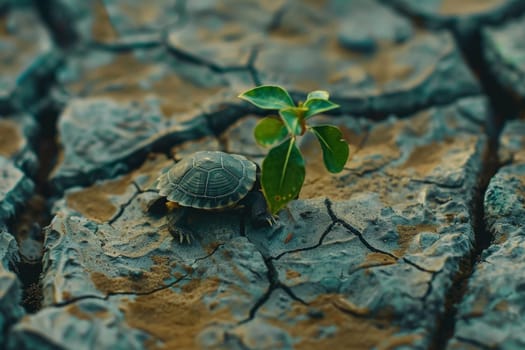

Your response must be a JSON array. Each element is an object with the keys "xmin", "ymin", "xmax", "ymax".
[{"xmin": 239, "ymin": 85, "xmax": 349, "ymax": 214}]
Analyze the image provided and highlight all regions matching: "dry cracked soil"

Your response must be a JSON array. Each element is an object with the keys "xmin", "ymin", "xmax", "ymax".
[{"xmin": 1, "ymin": 0, "xmax": 525, "ymax": 349}]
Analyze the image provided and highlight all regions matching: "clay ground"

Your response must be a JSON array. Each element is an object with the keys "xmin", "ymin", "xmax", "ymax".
[{"xmin": 1, "ymin": 0, "xmax": 525, "ymax": 349}]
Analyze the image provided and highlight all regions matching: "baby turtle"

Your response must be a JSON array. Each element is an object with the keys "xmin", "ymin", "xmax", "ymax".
[{"xmin": 152, "ymin": 151, "xmax": 272, "ymax": 243}]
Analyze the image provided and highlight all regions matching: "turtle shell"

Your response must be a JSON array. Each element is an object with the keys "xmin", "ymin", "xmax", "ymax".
[{"xmin": 156, "ymin": 151, "xmax": 257, "ymax": 209}]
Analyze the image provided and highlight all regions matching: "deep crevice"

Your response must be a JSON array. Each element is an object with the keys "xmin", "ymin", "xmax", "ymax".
[
  {"xmin": 9, "ymin": 99, "xmax": 62, "ymax": 314},
  {"xmin": 453, "ymin": 28, "xmax": 519, "ymax": 131},
  {"xmin": 430, "ymin": 138, "xmax": 501, "ymax": 350},
  {"xmin": 429, "ymin": 25, "xmax": 510, "ymax": 350}
]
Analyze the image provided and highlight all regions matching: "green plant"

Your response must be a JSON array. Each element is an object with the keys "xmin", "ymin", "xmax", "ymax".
[{"xmin": 239, "ymin": 85, "xmax": 349, "ymax": 214}]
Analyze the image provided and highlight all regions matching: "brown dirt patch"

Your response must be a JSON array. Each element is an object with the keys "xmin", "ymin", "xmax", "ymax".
[
  {"xmin": 66, "ymin": 153, "xmax": 171, "ymax": 222},
  {"xmin": 0, "ymin": 15, "xmax": 7, "ymax": 37},
  {"xmin": 494, "ymin": 300, "xmax": 509, "ymax": 312},
  {"xmin": 152, "ymin": 74, "xmax": 223, "ymax": 118},
  {"xmin": 468, "ymin": 290, "xmax": 489, "ymax": 317},
  {"xmin": 399, "ymin": 136, "xmax": 477, "ymax": 178},
  {"xmin": 400, "ymin": 141, "xmax": 450, "ymax": 177},
  {"xmin": 91, "ymin": 0, "xmax": 118, "ymax": 42},
  {"xmin": 123, "ymin": 277, "xmax": 234, "ymax": 350},
  {"xmin": 440, "ymin": 0, "xmax": 505, "ymax": 15},
  {"xmin": 68, "ymin": 303, "xmax": 110, "ymax": 320},
  {"xmin": 286, "ymin": 269, "xmax": 302, "ymax": 279},
  {"xmin": 68, "ymin": 52, "xmax": 223, "ymax": 121},
  {"xmin": 301, "ymin": 120, "xmax": 400, "ymax": 201},
  {"xmin": 66, "ymin": 176, "xmax": 129, "ymax": 222},
  {"xmin": 395, "ymin": 224, "xmax": 438, "ymax": 256},
  {"xmin": 274, "ymin": 294, "xmax": 421, "ymax": 350},
  {"xmin": 328, "ymin": 31, "xmax": 440, "ymax": 93},
  {"xmin": 303, "ymin": 170, "xmax": 410, "ymax": 206},
  {"xmin": 118, "ymin": 2, "xmax": 164, "ymax": 28},
  {"xmin": 91, "ymin": 256, "xmax": 172, "ymax": 294},
  {"xmin": 0, "ymin": 119, "xmax": 23, "ymax": 157},
  {"xmin": 360, "ymin": 252, "xmax": 397, "ymax": 269}
]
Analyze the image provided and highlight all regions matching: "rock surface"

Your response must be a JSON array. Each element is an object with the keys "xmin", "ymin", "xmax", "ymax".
[{"xmin": 11, "ymin": 97, "xmax": 488, "ymax": 349}]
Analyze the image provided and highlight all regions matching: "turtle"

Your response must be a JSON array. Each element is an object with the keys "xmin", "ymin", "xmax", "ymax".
[{"xmin": 150, "ymin": 151, "xmax": 273, "ymax": 243}]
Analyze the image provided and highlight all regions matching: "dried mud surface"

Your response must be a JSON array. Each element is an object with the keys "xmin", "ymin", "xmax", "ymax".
[{"xmin": 2, "ymin": 0, "xmax": 525, "ymax": 349}]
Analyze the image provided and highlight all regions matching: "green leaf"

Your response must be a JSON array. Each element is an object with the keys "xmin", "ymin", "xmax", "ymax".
[
  {"xmin": 307, "ymin": 90, "xmax": 330, "ymax": 101},
  {"xmin": 262, "ymin": 138, "xmax": 305, "ymax": 214},
  {"xmin": 304, "ymin": 99, "xmax": 339, "ymax": 119},
  {"xmin": 254, "ymin": 116, "xmax": 288, "ymax": 147},
  {"xmin": 279, "ymin": 108, "xmax": 303, "ymax": 136},
  {"xmin": 238, "ymin": 85, "xmax": 295, "ymax": 110},
  {"xmin": 310, "ymin": 125, "xmax": 349, "ymax": 173}
]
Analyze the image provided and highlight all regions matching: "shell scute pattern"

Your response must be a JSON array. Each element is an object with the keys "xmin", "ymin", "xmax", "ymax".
[{"xmin": 157, "ymin": 151, "xmax": 257, "ymax": 209}]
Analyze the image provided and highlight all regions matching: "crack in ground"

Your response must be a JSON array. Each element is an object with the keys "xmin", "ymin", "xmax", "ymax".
[
  {"xmin": 327, "ymin": 198, "xmax": 436, "ymax": 274},
  {"xmin": 49, "ymin": 234, "xmax": 228, "ymax": 308},
  {"xmin": 107, "ymin": 181, "xmax": 144, "ymax": 226},
  {"xmin": 192, "ymin": 243, "xmax": 225, "ymax": 264},
  {"xmin": 107, "ymin": 182, "xmax": 141, "ymax": 225},
  {"xmin": 408, "ymin": 179, "xmax": 464, "ymax": 189},
  {"xmin": 325, "ymin": 198, "xmax": 398, "ymax": 259},
  {"xmin": 238, "ymin": 256, "xmax": 307, "ymax": 325},
  {"xmin": 272, "ymin": 221, "xmax": 336, "ymax": 260},
  {"xmin": 246, "ymin": 46, "xmax": 261, "ymax": 87},
  {"xmin": 237, "ymin": 258, "xmax": 277, "ymax": 325},
  {"xmin": 421, "ymin": 269, "xmax": 442, "ymax": 302},
  {"xmin": 51, "ymin": 274, "xmax": 189, "ymax": 309},
  {"xmin": 248, "ymin": 46, "xmax": 263, "ymax": 87},
  {"xmin": 91, "ymin": 38, "xmax": 163, "ymax": 52},
  {"xmin": 165, "ymin": 42, "xmax": 251, "ymax": 73},
  {"xmin": 402, "ymin": 257, "xmax": 439, "ymax": 274},
  {"xmin": 454, "ymin": 336, "xmax": 492, "ymax": 350}
]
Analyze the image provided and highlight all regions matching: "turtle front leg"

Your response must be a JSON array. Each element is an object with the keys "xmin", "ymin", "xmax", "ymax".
[
  {"xmin": 243, "ymin": 191, "xmax": 276, "ymax": 227},
  {"xmin": 166, "ymin": 206, "xmax": 195, "ymax": 244}
]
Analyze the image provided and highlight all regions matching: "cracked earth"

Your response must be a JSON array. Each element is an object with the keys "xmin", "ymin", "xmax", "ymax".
[{"xmin": 2, "ymin": 0, "xmax": 525, "ymax": 349}]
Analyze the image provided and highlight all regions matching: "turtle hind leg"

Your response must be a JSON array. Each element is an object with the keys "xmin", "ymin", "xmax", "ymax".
[{"xmin": 166, "ymin": 206, "xmax": 195, "ymax": 245}]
